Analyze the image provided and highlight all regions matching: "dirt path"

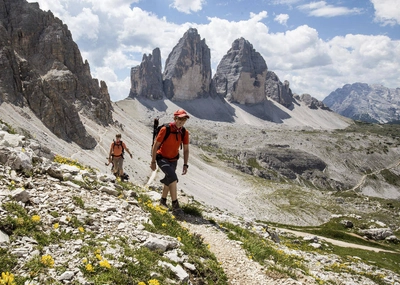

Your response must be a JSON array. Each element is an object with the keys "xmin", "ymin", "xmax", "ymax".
[
  {"xmin": 350, "ymin": 159, "xmax": 400, "ymax": 191},
  {"xmin": 281, "ymin": 228, "xmax": 398, "ymax": 253},
  {"xmin": 183, "ymin": 222, "xmax": 279, "ymax": 285},
  {"xmin": 179, "ymin": 217, "xmax": 398, "ymax": 285}
]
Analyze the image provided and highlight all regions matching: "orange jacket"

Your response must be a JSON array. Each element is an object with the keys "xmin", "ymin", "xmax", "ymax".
[{"xmin": 156, "ymin": 124, "xmax": 189, "ymax": 159}]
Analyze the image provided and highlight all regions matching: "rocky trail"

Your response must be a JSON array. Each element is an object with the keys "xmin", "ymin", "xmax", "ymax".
[{"xmin": 179, "ymin": 213, "xmax": 399, "ymax": 285}]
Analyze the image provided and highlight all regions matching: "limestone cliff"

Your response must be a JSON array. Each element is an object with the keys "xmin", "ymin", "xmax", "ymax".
[
  {"xmin": 0, "ymin": 0, "xmax": 113, "ymax": 149},
  {"xmin": 129, "ymin": 48, "xmax": 164, "ymax": 100},
  {"xmin": 265, "ymin": 71, "xmax": 294, "ymax": 108},
  {"xmin": 213, "ymin": 38, "xmax": 268, "ymax": 104},
  {"xmin": 163, "ymin": 28, "xmax": 213, "ymax": 101}
]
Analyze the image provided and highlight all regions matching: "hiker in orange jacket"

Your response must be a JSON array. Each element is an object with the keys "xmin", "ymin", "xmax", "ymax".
[
  {"xmin": 109, "ymin": 134, "xmax": 133, "ymax": 180},
  {"xmin": 150, "ymin": 109, "xmax": 190, "ymax": 216}
]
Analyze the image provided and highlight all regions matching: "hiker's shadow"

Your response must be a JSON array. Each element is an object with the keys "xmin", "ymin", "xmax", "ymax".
[{"xmin": 178, "ymin": 212, "xmax": 213, "ymax": 225}]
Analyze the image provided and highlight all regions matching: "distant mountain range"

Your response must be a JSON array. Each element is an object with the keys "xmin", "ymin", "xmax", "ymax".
[{"xmin": 323, "ymin": 83, "xmax": 400, "ymax": 124}]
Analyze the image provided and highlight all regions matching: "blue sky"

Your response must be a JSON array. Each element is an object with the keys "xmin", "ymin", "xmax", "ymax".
[{"xmin": 27, "ymin": 0, "xmax": 400, "ymax": 102}]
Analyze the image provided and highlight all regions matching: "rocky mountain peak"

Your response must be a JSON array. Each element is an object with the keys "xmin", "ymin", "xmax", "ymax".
[
  {"xmin": 163, "ymin": 28, "xmax": 213, "ymax": 101},
  {"xmin": 0, "ymin": 0, "xmax": 113, "ymax": 149},
  {"xmin": 265, "ymin": 71, "xmax": 294, "ymax": 108},
  {"xmin": 213, "ymin": 37, "xmax": 268, "ymax": 104},
  {"xmin": 129, "ymin": 48, "xmax": 164, "ymax": 100},
  {"xmin": 323, "ymin": 82, "xmax": 400, "ymax": 123}
]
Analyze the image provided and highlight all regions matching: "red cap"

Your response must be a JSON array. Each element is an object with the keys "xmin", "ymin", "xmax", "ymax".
[{"xmin": 174, "ymin": 109, "xmax": 190, "ymax": 118}]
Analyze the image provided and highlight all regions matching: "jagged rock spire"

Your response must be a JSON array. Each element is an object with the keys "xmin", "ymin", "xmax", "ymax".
[
  {"xmin": 163, "ymin": 28, "xmax": 213, "ymax": 101},
  {"xmin": 129, "ymin": 48, "xmax": 164, "ymax": 100},
  {"xmin": 213, "ymin": 38, "xmax": 268, "ymax": 104},
  {"xmin": 265, "ymin": 71, "xmax": 294, "ymax": 108}
]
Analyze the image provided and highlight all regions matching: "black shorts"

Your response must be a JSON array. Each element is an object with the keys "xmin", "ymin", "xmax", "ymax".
[{"xmin": 156, "ymin": 155, "xmax": 178, "ymax": 186}]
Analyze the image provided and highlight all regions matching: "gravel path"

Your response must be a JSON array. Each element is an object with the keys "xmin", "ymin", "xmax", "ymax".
[
  {"xmin": 184, "ymin": 222, "xmax": 275, "ymax": 285},
  {"xmin": 180, "ymin": 214, "xmax": 398, "ymax": 285},
  {"xmin": 180, "ymin": 217, "xmax": 315, "ymax": 285}
]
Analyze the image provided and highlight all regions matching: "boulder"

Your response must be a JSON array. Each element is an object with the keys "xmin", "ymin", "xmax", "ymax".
[{"xmin": 299, "ymin": 94, "xmax": 330, "ymax": 110}]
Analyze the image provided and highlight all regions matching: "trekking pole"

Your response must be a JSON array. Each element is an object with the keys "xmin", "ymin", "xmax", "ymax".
[{"xmin": 151, "ymin": 117, "xmax": 159, "ymax": 155}]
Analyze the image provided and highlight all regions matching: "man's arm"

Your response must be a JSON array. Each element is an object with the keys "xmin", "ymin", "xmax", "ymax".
[
  {"xmin": 182, "ymin": 143, "xmax": 189, "ymax": 175},
  {"xmin": 150, "ymin": 141, "xmax": 161, "ymax": 171},
  {"xmin": 125, "ymin": 146, "xmax": 133, "ymax": 158}
]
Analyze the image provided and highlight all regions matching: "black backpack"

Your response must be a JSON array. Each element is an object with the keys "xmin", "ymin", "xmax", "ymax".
[{"xmin": 151, "ymin": 118, "xmax": 186, "ymax": 153}]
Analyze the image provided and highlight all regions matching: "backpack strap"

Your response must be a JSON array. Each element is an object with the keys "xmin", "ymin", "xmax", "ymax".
[
  {"xmin": 158, "ymin": 124, "xmax": 186, "ymax": 149},
  {"xmin": 160, "ymin": 124, "xmax": 171, "ymax": 145}
]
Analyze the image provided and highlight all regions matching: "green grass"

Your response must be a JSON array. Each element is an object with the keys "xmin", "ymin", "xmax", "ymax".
[
  {"xmin": 221, "ymin": 220, "xmax": 400, "ymax": 284},
  {"xmin": 219, "ymin": 222, "xmax": 309, "ymax": 280},
  {"xmin": 0, "ymin": 193, "xmax": 228, "ymax": 285},
  {"xmin": 277, "ymin": 219, "xmax": 400, "ymax": 275},
  {"xmin": 0, "ymin": 119, "xmax": 17, "ymax": 134},
  {"xmin": 247, "ymin": 157, "xmax": 263, "ymax": 170},
  {"xmin": 337, "ymin": 121, "xmax": 400, "ymax": 140},
  {"xmin": 72, "ymin": 196, "xmax": 85, "ymax": 208},
  {"xmin": 140, "ymin": 195, "xmax": 228, "ymax": 284},
  {"xmin": 380, "ymin": 169, "xmax": 400, "ymax": 186}
]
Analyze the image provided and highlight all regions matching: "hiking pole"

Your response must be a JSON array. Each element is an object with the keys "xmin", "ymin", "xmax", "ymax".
[{"xmin": 151, "ymin": 117, "xmax": 159, "ymax": 155}]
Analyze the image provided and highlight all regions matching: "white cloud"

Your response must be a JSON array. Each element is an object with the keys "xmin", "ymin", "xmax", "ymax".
[
  {"xmin": 370, "ymin": 0, "xmax": 400, "ymax": 26},
  {"xmin": 274, "ymin": 13, "xmax": 289, "ymax": 26},
  {"xmin": 298, "ymin": 1, "xmax": 362, "ymax": 17},
  {"xmin": 171, "ymin": 0, "xmax": 205, "ymax": 14},
  {"xmin": 26, "ymin": 0, "xmax": 400, "ymax": 102},
  {"xmin": 65, "ymin": 8, "xmax": 99, "ymax": 41},
  {"xmin": 200, "ymin": 11, "xmax": 270, "ymax": 68},
  {"xmin": 284, "ymin": 34, "xmax": 400, "ymax": 98}
]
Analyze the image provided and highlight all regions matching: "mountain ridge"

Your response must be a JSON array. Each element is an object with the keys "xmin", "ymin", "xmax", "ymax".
[{"xmin": 323, "ymin": 82, "xmax": 400, "ymax": 123}]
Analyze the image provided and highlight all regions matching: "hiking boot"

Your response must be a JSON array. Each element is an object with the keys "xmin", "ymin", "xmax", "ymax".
[
  {"xmin": 172, "ymin": 200, "xmax": 184, "ymax": 217},
  {"xmin": 159, "ymin": 198, "xmax": 168, "ymax": 209}
]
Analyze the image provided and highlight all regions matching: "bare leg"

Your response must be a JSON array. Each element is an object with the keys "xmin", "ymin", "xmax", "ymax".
[
  {"xmin": 168, "ymin": 181, "xmax": 178, "ymax": 201},
  {"xmin": 161, "ymin": 181, "xmax": 177, "ymax": 200},
  {"xmin": 162, "ymin": 185, "xmax": 169, "ymax": 199}
]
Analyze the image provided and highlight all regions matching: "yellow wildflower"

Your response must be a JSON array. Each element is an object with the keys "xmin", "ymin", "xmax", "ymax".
[
  {"xmin": 95, "ymin": 249, "xmax": 101, "ymax": 254},
  {"xmin": 31, "ymin": 215, "xmax": 40, "ymax": 223},
  {"xmin": 96, "ymin": 254, "xmax": 102, "ymax": 261},
  {"xmin": 99, "ymin": 259, "xmax": 111, "ymax": 269},
  {"xmin": 85, "ymin": 264, "xmax": 94, "ymax": 272},
  {"xmin": 148, "ymin": 279, "xmax": 160, "ymax": 285},
  {"xmin": 53, "ymin": 223, "xmax": 59, "ymax": 229},
  {"xmin": 162, "ymin": 223, "xmax": 167, "ymax": 227},
  {"xmin": 138, "ymin": 282, "xmax": 146, "ymax": 285},
  {"xmin": 82, "ymin": 258, "xmax": 88, "ymax": 264},
  {"xmin": 41, "ymin": 255, "xmax": 55, "ymax": 267},
  {"xmin": 78, "ymin": 227, "xmax": 84, "ymax": 233},
  {"xmin": 0, "ymin": 272, "xmax": 16, "ymax": 285},
  {"xmin": 177, "ymin": 236, "xmax": 181, "ymax": 242}
]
